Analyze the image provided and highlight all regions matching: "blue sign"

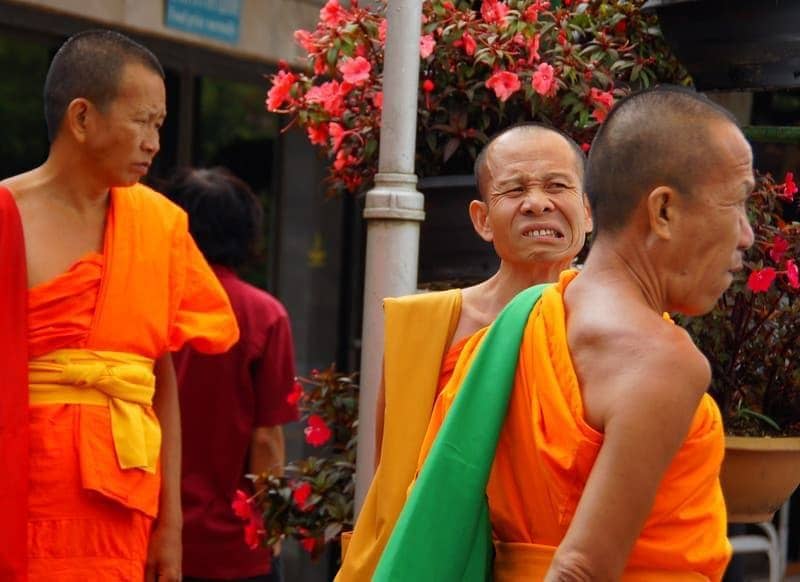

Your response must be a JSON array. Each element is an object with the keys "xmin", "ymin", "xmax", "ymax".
[{"xmin": 165, "ymin": 0, "xmax": 242, "ymax": 45}]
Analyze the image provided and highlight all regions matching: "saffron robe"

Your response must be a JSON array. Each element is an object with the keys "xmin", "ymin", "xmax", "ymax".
[
  {"xmin": 404, "ymin": 270, "xmax": 731, "ymax": 580},
  {"xmin": 336, "ymin": 289, "xmax": 461, "ymax": 582},
  {"xmin": 1, "ymin": 184, "xmax": 239, "ymax": 581}
]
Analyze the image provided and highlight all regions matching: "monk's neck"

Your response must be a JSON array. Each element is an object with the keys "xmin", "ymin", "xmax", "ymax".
[{"xmin": 34, "ymin": 154, "xmax": 112, "ymax": 211}]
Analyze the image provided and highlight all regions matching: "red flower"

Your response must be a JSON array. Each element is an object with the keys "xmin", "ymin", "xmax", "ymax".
[
  {"xmin": 580, "ymin": 142, "xmax": 590, "ymax": 153},
  {"xmin": 304, "ymin": 414, "xmax": 333, "ymax": 447},
  {"xmin": 372, "ymin": 91, "xmax": 383, "ymax": 109},
  {"xmin": 343, "ymin": 174, "xmax": 363, "ymax": 192},
  {"xmin": 232, "ymin": 489, "xmax": 254, "ymax": 521},
  {"xmin": 300, "ymin": 536, "xmax": 317, "ymax": 553},
  {"xmin": 614, "ymin": 19, "xmax": 628, "ymax": 35},
  {"xmin": 486, "ymin": 70, "xmax": 521, "ymax": 102},
  {"xmin": 420, "ymin": 34, "xmax": 436, "ymax": 59},
  {"xmin": 338, "ymin": 56, "xmax": 371, "ymax": 85},
  {"xmin": 293, "ymin": 29, "xmax": 316, "ymax": 53},
  {"xmin": 333, "ymin": 149, "xmax": 359, "ymax": 173},
  {"xmin": 787, "ymin": 260, "xmax": 799, "ymax": 289},
  {"xmin": 244, "ymin": 515, "xmax": 264, "ymax": 550},
  {"xmin": 531, "ymin": 62, "xmax": 555, "ymax": 97},
  {"xmin": 329, "ymin": 122, "xmax": 347, "ymax": 151},
  {"xmin": 287, "ymin": 379, "xmax": 304, "ymax": 405},
  {"xmin": 313, "ymin": 56, "xmax": 327, "ymax": 76},
  {"xmin": 481, "ymin": 0, "xmax": 509, "ymax": 26},
  {"xmin": 305, "ymin": 81, "xmax": 347, "ymax": 116},
  {"xmin": 523, "ymin": 1, "xmax": 550, "ymax": 22},
  {"xmin": 422, "ymin": 79, "xmax": 435, "ymax": 93},
  {"xmin": 443, "ymin": 1, "xmax": 455, "ymax": 11},
  {"xmin": 461, "ymin": 32, "xmax": 477, "ymax": 56},
  {"xmin": 770, "ymin": 236, "xmax": 790, "ymax": 264},
  {"xmin": 527, "ymin": 34, "xmax": 541, "ymax": 64},
  {"xmin": 266, "ymin": 70, "xmax": 296, "ymax": 112},
  {"xmin": 781, "ymin": 172, "xmax": 798, "ymax": 201},
  {"xmin": 747, "ymin": 267, "xmax": 777, "ymax": 293},
  {"xmin": 320, "ymin": 0, "xmax": 347, "ymax": 27},
  {"xmin": 293, "ymin": 481, "xmax": 314, "ymax": 511},
  {"xmin": 378, "ymin": 18, "xmax": 388, "ymax": 44},
  {"xmin": 590, "ymin": 88, "xmax": 615, "ymax": 122}
]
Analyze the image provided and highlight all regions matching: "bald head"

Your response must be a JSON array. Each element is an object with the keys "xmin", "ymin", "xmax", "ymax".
[
  {"xmin": 585, "ymin": 86, "xmax": 741, "ymax": 237},
  {"xmin": 474, "ymin": 123, "xmax": 586, "ymax": 200}
]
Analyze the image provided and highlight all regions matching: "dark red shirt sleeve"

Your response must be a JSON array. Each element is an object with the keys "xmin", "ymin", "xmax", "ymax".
[{"xmin": 253, "ymin": 311, "xmax": 300, "ymax": 427}]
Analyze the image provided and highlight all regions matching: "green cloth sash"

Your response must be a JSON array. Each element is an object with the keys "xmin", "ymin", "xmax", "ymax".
[{"xmin": 373, "ymin": 283, "xmax": 550, "ymax": 581}]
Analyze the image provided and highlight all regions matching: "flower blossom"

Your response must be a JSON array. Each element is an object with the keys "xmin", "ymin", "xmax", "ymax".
[
  {"xmin": 232, "ymin": 489, "xmax": 255, "ymax": 520},
  {"xmin": 293, "ymin": 29, "xmax": 316, "ymax": 54},
  {"xmin": 486, "ymin": 70, "xmax": 521, "ymax": 102},
  {"xmin": 244, "ymin": 515, "xmax": 264, "ymax": 549},
  {"xmin": 328, "ymin": 122, "xmax": 347, "ymax": 152},
  {"xmin": 372, "ymin": 91, "xmax": 383, "ymax": 109},
  {"xmin": 266, "ymin": 70, "xmax": 296, "ymax": 111},
  {"xmin": 531, "ymin": 62, "xmax": 555, "ymax": 97},
  {"xmin": 293, "ymin": 481, "xmax": 314, "ymax": 511},
  {"xmin": 481, "ymin": 0, "xmax": 510, "ymax": 26},
  {"xmin": 787, "ymin": 260, "xmax": 799, "ymax": 289},
  {"xmin": 305, "ymin": 81, "xmax": 348, "ymax": 116},
  {"xmin": 590, "ymin": 88, "xmax": 615, "ymax": 122},
  {"xmin": 338, "ymin": 56, "xmax": 371, "ymax": 85},
  {"xmin": 770, "ymin": 236, "xmax": 789, "ymax": 264},
  {"xmin": 524, "ymin": 0, "xmax": 550, "ymax": 22},
  {"xmin": 320, "ymin": 0, "xmax": 347, "ymax": 28},
  {"xmin": 461, "ymin": 32, "xmax": 477, "ymax": 56},
  {"xmin": 781, "ymin": 172, "xmax": 798, "ymax": 201},
  {"xmin": 747, "ymin": 267, "xmax": 777, "ymax": 293},
  {"xmin": 287, "ymin": 379, "xmax": 304, "ymax": 404},
  {"xmin": 305, "ymin": 414, "xmax": 333, "ymax": 446},
  {"xmin": 333, "ymin": 149, "xmax": 359, "ymax": 173},
  {"xmin": 378, "ymin": 18, "xmax": 388, "ymax": 44},
  {"xmin": 527, "ymin": 34, "xmax": 541, "ymax": 64},
  {"xmin": 300, "ymin": 536, "xmax": 317, "ymax": 553},
  {"xmin": 420, "ymin": 34, "xmax": 436, "ymax": 58}
]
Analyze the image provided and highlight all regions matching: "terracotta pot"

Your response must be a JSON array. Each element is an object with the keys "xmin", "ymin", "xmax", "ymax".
[
  {"xmin": 417, "ymin": 175, "xmax": 499, "ymax": 286},
  {"xmin": 720, "ymin": 436, "xmax": 800, "ymax": 523}
]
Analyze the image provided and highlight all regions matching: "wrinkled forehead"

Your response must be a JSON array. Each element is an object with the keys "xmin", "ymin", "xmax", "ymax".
[{"xmin": 485, "ymin": 131, "xmax": 582, "ymax": 182}]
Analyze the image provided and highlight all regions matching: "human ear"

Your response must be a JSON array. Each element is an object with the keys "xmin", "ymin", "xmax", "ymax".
[
  {"xmin": 468, "ymin": 199, "xmax": 493, "ymax": 243},
  {"xmin": 64, "ymin": 98, "xmax": 92, "ymax": 144},
  {"xmin": 646, "ymin": 186, "xmax": 677, "ymax": 241},
  {"xmin": 582, "ymin": 193, "xmax": 593, "ymax": 233}
]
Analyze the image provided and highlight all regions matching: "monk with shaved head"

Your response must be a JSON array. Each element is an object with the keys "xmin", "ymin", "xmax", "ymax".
[
  {"xmin": 337, "ymin": 124, "xmax": 592, "ymax": 581},
  {"xmin": 376, "ymin": 86, "xmax": 754, "ymax": 581}
]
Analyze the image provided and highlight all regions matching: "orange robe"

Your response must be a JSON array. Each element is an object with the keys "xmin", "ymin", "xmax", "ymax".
[
  {"xmin": 418, "ymin": 270, "xmax": 731, "ymax": 581},
  {"xmin": 24, "ymin": 184, "xmax": 238, "ymax": 581}
]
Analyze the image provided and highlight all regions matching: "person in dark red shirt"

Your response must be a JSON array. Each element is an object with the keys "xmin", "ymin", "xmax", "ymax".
[{"xmin": 166, "ymin": 167, "xmax": 299, "ymax": 582}]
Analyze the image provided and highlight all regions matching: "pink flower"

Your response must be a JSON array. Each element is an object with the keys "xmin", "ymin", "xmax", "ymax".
[
  {"xmin": 770, "ymin": 236, "xmax": 789, "ymax": 264},
  {"xmin": 531, "ymin": 62, "xmax": 555, "ymax": 96},
  {"xmin": 781, "ymin": 172, "xmax": 798, "ymax": 201},
  {"xmin": 305, "ymin": 81, "xmax": 348, "ymax": 116},
  {"xmin": 320, "ymin": 0, "xmax": 347, "ymax": 27},
  {"xmin": 304, "ymin": 414, "xmax": 333, "ymax": 446},
  {"xmin": 231, "ymin": 489, "xmax": 254, "ymax": 521},
  {"xmin": 300, "ymin": 536, "xmax": 317, "ymax": 553},
  {"xmin": 314, "ymin": 56, "xmax": 327, "ymax": 76},
  {"xmin": 420, "ymin": 34, "xmax": 436, "ymax": 58},
  {"xmin": 294, "ymin": 29, "xmax": 316, "ymax": 53},
  {"xmin": 486, "ymin": 70, "xmax": 521, "ymax": 102},
  {"xmin": 590, "ymin": 88, "xmax": 615, "ymax": 122},
  {"xmin": 287, "ymin": 379, "xmax": 304, "ymax": 404},
  {"xmin": 481, "ymin": 0, "xmax": 510, "ymax": 26},
  {"xmin": 292, "ymin": 481, "xmax": 314, "ymax": 510},
  {"xmin": 787, "ymin": 260, "xmax": 799, "ymax": 289},
  {"xmin": 266, "ymin": 70, "xmax": 296, "ymax": 111},
  {"xmin": 307, "ymin": 124, "xmax": 329, "ymax": 147},
  {"xmin": 372, "ymin": 91, "xmax": 383, "ymax": 109},
  {"xmin": 378, "ymin": 19, "xmax": 388, "ymax": 44},
  {"xmin": 461, "ymin": 32, "xmax": 477, "ymax": 56},
  {"xmin": 523, "ymin": 0, "xmax": 550, "ymax": 22},
  {"xmin": 329, "ymin": 122, "xmax": 347, "ymax": 152},
  {"xmin": 338, "ymin": 56, "xmax": 371, "ymax": 85},
  {"xmin": 747, "ymin": 267, "xmax": 777, "ymax": 293}
]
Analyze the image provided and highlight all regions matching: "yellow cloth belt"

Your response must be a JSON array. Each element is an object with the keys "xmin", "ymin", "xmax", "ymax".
[
  {"xmin": 493, "ymin": 542, "xmax": 709, "ymax": 581},
  {"xmin": 29, "ymin": 349, "xmax": 160, "ymax": 474}
]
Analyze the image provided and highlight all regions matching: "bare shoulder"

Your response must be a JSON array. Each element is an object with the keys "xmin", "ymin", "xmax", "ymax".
[
  {"xmin": 567, "ymin": 288, "xmax": 711, "ymax": 430},
  {"xmin": 1, "ymin": 170, "xmax": 42, "ymax": 201}
]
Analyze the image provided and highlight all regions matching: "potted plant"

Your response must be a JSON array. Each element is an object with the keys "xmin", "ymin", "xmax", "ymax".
[
  {"xmin": 680, "ymin": 171, "xmax": 800, "ymax": 523},
  {"xmin": 266, "ymin": 0, "xmax": 690, "ymax": 284},
  {"xmin": 642, "ymin": 0, "xmax": 800, "ymax": 91},
  {"xmin": 232, "ymin": 367, "xmax": 358, "ymax": 560}
]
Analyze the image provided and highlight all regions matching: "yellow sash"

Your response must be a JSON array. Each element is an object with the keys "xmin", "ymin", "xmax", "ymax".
[{"xmin": 29, "ymin": 349, "xmax": 160, "ymax": 473}]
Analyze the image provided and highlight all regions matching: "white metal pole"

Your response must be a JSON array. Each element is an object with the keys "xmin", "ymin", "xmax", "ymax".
[{"xmin": 354, "ymin": 0, "xmax": 425, "ymax": 515}]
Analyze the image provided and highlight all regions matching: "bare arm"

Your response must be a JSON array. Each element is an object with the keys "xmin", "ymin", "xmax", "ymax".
[
  {"xmin": 146, "ymin": 353, "xmax": 182, "ymax": 582},
  {"xmin": 250, "ymin": 425, "xmax": 285, "ymax": 477},
  {"xmin": 545, "ymin": 335, "xmax": 710, "ymax": 581}
]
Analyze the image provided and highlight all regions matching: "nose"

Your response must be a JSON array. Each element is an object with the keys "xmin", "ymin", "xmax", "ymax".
[
  {"xmin": 142, "ymin": 126, "xmax": 160, "ymax": 155},
  {"xmin": 520, "ymin": 188, "xmax": 554, "ymax": 215},
  {"xmin": 738, "ymin": 211, "xmax": 755, "ymax": 251}
]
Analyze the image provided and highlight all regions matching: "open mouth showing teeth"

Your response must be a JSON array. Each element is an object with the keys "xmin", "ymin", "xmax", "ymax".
[{"xmin": 524, "ymin": 228, "xmax": 563, "ymax": 239}]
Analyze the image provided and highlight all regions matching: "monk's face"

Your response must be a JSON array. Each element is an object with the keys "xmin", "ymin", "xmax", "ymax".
[
  {"xmin": 667, "ymin": 122, "xmax": 755, "ymax": 315},
  {"xmin": 85, "ymin": 62, "xmax": 166, "ymax": 187},
  {"xmin": 478, "ymin": 130, "xmax": 591, "ymax": 267}
]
